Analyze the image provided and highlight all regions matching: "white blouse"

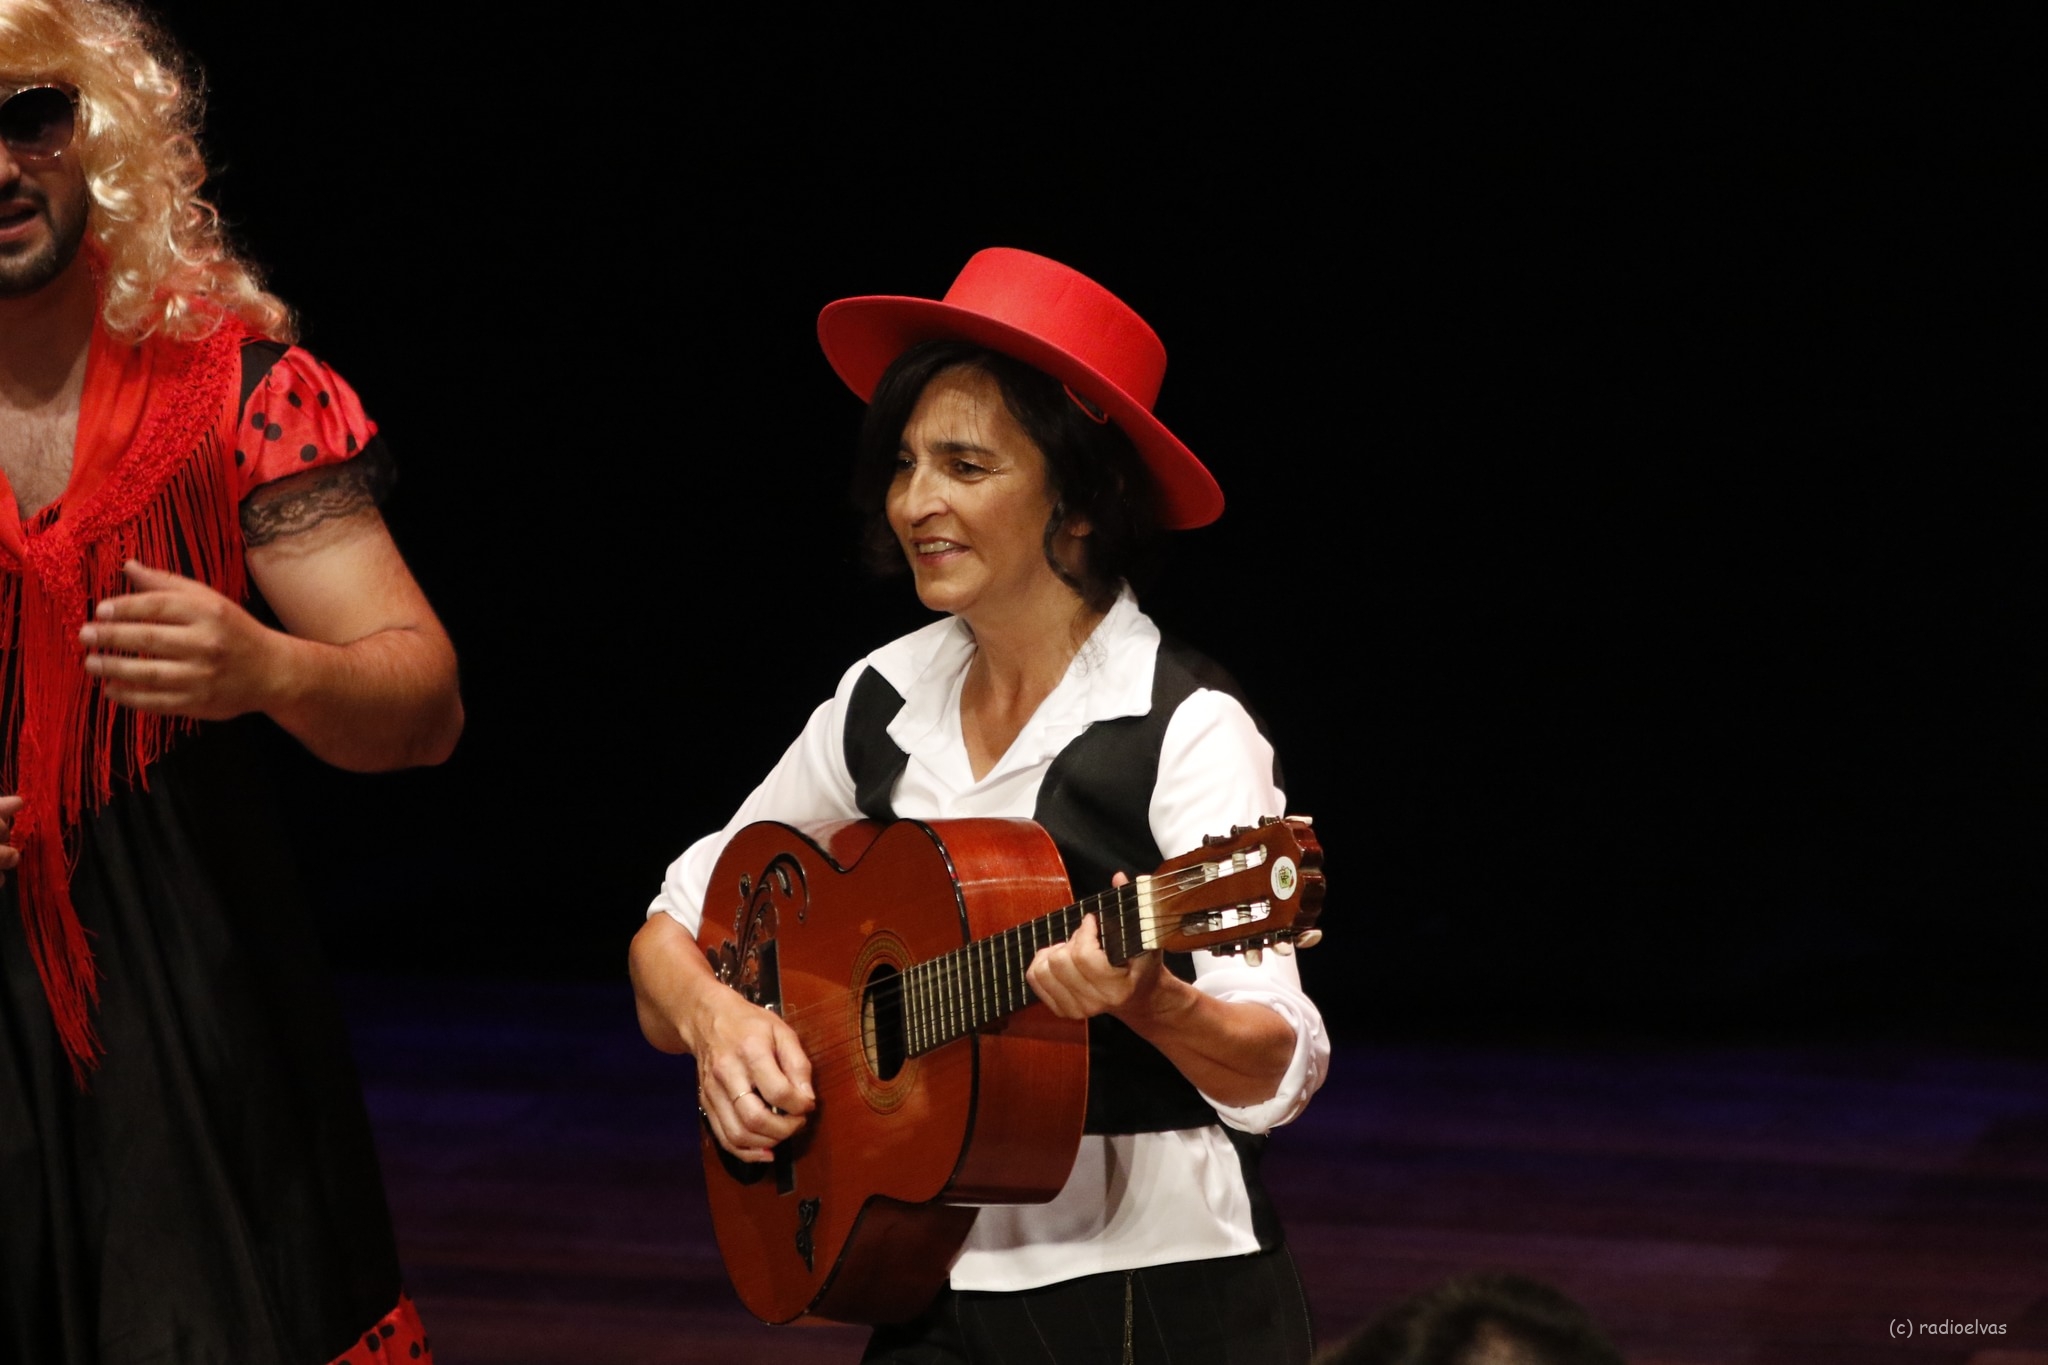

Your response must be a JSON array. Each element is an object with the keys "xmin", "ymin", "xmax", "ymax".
[{"xmin": 649, "ymin": 591, "xmax": 1330, "ymax": 1291}]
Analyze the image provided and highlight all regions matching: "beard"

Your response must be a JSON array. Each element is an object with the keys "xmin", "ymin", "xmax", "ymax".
[{"xmin": 0, "ymin": 187, "xmax": 90, "ymax": 300}]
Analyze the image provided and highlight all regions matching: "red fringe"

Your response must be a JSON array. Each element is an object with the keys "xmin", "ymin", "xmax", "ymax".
[{"xmin": 0, "ymin": 320, "xmax": 246, "ymax": 1081}]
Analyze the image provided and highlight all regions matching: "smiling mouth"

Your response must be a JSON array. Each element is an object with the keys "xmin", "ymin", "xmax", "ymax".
[
  {"xmin": 0, "ymin": 203, "xmax": 39, "ymax": 231},
  {"xmin": 913, "ymin": 539, "xmax": 966, "ymax": 555}
]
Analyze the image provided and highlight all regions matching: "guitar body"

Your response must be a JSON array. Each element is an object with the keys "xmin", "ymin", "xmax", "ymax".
[{"xmin": 697, "ymin": 818, "xmax": 1088, "ymax": 1325}]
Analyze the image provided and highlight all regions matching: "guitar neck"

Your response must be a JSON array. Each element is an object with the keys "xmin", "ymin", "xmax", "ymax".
[
  {"xmin": 896, "ymin": 818, "xmax": 1317, "ymax": 1059},
  {"xmin": 901, "ymin": 885, "xmax": 1131, "ymax": 1059}
]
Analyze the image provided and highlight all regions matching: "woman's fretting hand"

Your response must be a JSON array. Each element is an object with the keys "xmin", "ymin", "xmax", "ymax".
[
  {"xmin": 1026, "ymin": 874, "xmax": 1296, "ymax": 1109},
  {"xmin": 1026, "ymin": 874, "xmax": 1191, "ymax": 1025}
]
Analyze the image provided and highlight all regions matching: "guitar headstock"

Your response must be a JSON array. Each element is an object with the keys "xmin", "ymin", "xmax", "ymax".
[{"xmin": 1135, "ymin": 816, "xmax": 1325, "ymax": 958}]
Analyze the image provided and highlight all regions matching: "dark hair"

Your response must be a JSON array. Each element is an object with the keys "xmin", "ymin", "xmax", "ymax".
[
  {"xmin": 1319, "ymin": 1273, "xmax": 1626, "ymax": 1365},
  {"xmin": 849, "ymin": 340, "xmax": 1162, "ymax": 613}
]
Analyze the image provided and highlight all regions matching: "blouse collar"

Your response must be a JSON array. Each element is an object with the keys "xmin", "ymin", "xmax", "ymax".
[{"xmin": 885, "ymin": 587, "xmax": 1159, "ymax": 786}]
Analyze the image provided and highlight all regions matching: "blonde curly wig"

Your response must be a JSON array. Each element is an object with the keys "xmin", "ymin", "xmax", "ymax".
[{"xmin": 1, "ymin": 0, "xmax": 291, "ymax": 341}]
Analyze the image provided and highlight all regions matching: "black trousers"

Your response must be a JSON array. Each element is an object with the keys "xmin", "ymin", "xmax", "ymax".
[{"xmin": 863, "ymin": 1247, "xmax": 1314, "ymax": 1365}]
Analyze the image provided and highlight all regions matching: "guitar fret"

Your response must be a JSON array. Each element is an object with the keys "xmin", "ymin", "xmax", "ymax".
[
  {"xmin": 905, "ymin": 961, "xmax": 919, "ymax": 1056},
  {"xmin": 949, "ymin": 945, "xmax": 963, "ymax": 1040},
  {"xmin": 976, "ymin": 938, "xmax": 990, "ymax": 1029},
  {"xmin": 998, "ymin": 933, "xmax": 1010, "ymax": 1015},
  {"xmin": 1023, "ymin": 914, "xmax": 1040, "ymax": 1005},
  {"xmin": 1026, "ymin": 919, "xmax": 1039, "ymax": 1006},
  {"xmin": 1011, "ymin": 924, "xmax": 1027, "ymax": 1011},
  {"xmin": 1015, "ymin": 923, "xmax": 1027, "ymax": 1006},
  {"xmin": 1001, "ymin": 926, "xmax": 1014, "ymax": 1012},
  {"xmin": 951, "ymin": 945, "xmax": 963, "ymax": 1038},
  {"xmin": 946, "ymin": 947, "xmax": 958, "ymax": 1040},
  {"xmin": 965, "ymin": 941, "xmax": 979, "ymax": 1032},
  {"xmin": 917, "ymin": 961, "xmax": 933, "ymax": 1055},
  {"xmin": 973, "ymin": 939, "xmax": 987, "ymax": 1029},
  {"xmin": 994, "ymin": 929, "xmax": 1007, "ymax": 1018}
]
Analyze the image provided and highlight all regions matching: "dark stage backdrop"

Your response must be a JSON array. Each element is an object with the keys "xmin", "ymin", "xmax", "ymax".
[{"xmin": 143, "ymin": 8, "xmax": 2036, "ymax": 1040}]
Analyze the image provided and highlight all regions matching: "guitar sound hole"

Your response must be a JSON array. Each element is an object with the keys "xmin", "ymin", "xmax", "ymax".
[{"xmin": 861, "ymin": 962, "xmax": 907, "ymax": 1081}]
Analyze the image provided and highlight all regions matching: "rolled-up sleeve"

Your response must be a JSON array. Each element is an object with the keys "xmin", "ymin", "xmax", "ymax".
[
  {"xmin": 1188, "ymin": 956, "xmax": 1329, "ymax": 1132},
  {"xmin": 1151, "ymin": 688, "xmax": 1331, "ymax": 1134}
]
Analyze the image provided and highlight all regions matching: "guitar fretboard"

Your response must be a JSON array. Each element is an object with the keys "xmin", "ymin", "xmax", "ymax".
[{"xmin": 900, "ymin": 883, "xmax": 1141, "ymax": 1057}]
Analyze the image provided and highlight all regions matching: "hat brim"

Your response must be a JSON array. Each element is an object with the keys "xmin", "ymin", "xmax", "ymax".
[{"xmin": 817, "ymin": 295, "xmax": 1223, "ymax": 530}]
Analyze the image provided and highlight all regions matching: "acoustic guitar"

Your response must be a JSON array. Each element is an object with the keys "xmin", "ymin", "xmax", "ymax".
[{"xmin": 694, "ymin": 814, "xmax": 1325, "ymax": 1325}]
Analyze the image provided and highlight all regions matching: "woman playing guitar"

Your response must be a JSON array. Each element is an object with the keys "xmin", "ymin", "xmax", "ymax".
[{"xmin": 630, "ymin": 248, "xmax": 1328, "ymax": 1363}]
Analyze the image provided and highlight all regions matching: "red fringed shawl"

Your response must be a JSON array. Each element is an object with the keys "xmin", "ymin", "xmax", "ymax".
[{"xmin": 0, "ymin": 316, "xmax": 249, "ymax": 1080}]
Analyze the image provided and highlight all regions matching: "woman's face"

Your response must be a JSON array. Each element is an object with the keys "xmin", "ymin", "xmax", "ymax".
[{"xmin": 886, "ymin": 366, "xmax": 1082, "ymax": 629}]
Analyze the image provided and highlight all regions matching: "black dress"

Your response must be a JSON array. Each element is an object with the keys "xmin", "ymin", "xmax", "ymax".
[{"xmin": 0, "ymin": 717, "xmax": 406, "ymax": 1363}]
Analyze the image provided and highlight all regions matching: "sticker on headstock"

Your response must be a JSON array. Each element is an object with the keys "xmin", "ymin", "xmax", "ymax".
[{"xmin": 1271, "ymin": 856, "xmax": 1298, "ymax": 901}]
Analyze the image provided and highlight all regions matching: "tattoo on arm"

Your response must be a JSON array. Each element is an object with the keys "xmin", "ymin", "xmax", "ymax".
[{"xmin": 239, "ymin": 443, "xmax": 397, "ymax": 547}]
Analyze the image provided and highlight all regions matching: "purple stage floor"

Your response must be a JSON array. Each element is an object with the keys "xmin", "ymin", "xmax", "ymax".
[{"xmin": 343, "ymin": 977, "xmax": 2048, "ymax": 1364}]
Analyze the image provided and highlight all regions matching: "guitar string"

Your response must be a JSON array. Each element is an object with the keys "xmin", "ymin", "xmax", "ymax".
[
  {"xmin": 729, "ymin": 864, "xmax": 1307, "ymax": 1087},
  {"xmin": 755, "ymin": 862, "xmax": 1220, "ymax": 1035},
  {"xmin": 798, "ymin": 858, "xmax": 1305, "ymax": 1038},
  {"xmin": 739, "ymin": 867, "xmax": 1257, "ymax": 1086}
]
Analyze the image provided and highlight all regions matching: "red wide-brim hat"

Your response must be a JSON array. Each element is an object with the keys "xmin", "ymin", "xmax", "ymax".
[{"xmin": 817, "ymin": 247, "xmax": 1223, "ymax": 530}]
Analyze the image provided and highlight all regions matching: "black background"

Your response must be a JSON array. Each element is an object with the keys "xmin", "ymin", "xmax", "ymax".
[{"xmin": 139, "ymin": 8, "xmax": 2038, "ymax": 1042}]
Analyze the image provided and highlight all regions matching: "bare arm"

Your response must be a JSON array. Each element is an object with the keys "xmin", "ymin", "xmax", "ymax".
[
  {"xmin": 630, "ymin": 911, "xmax": 815, "ymax": 1162},
  {"xmin": 79, "ymin": 474, "xmax": 462, "ymax": 772},
  {"xmin": 1027, "ymin": 904, "xmax": 1297, "ymax": 1108}
]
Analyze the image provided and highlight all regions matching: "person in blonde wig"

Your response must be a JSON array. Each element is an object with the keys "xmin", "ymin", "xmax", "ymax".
[
  {"xmin": 0, "ymin": 0, "xmax": 286, "ymax": 338},
  {"xmin": 2, "ymin": 2, "xmax": 461, "ymax": 1361}
]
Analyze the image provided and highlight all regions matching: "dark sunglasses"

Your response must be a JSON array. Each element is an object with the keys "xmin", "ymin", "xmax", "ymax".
[{"xmin": 1, "ymin": 83, "xmax": 79, "ymax": 165}]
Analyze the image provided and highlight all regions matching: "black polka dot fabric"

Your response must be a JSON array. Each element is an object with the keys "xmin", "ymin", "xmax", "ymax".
[
  {"xmin": 232, "ymin": 345, "xmax": 380, "ymax": 498},
  {"xmin": 329, "ymin": 1294, "xmax": 432, "ymax": 1365}
]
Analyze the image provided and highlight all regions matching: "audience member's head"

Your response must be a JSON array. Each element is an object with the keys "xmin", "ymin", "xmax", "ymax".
[{"xmin": 1319, "ymin": 1272, "xmax": 1627, "ymax": 1365}]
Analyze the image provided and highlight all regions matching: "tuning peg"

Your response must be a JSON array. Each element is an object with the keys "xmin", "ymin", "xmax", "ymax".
[
  {"xmin": 1273, "ymin": 940, "xmax": 1295, "ymax": 956},
  {"xmin": 1203, "ymin": 832, "xmax": 1232, "ymax": 848},
  {"xmin": 1295, "ymin": 929, "xmax": 1323, "ymax": 950},
  {"xmin": 1244, "ymin": 947, "xmax": 1264, "ymax": 967},
  {"xmin": 1230, "ymin": 823, "xmax": 1252, "ymax": 837},
  {"xmin": 1288, "ymin": 814, "xmax": 1313, "ymax": 827}
]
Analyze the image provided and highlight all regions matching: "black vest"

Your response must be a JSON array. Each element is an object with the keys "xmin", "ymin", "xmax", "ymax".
[{"xmin": 842, "ymin": 634, "xmax": 1283, "ymax": 1137}]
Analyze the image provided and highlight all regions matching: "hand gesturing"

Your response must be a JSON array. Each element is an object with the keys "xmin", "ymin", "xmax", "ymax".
[{"xmin": 80, "ymin": 561, "xmax": 286, "ymax": 720}]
